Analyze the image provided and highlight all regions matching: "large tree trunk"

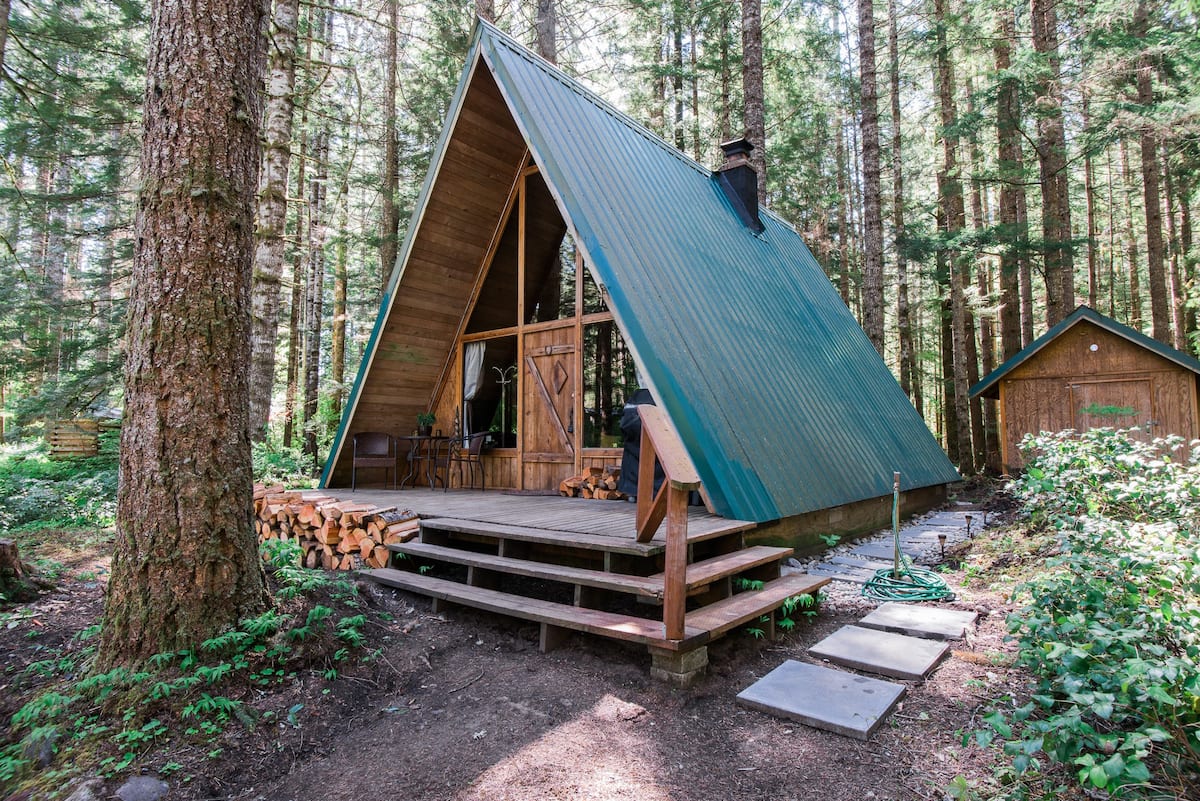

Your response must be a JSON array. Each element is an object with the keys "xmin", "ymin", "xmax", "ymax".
[
  {"xmin": 836, "ymin": 112, "xmax": 851, "ymax": 304},
  {"xmin": 673, "ymin": 8, "xmax": 684, "ymax": 151},
  {"xmin": 858, "ymin": 0, "xmax": 884, "ymax": 355},
  {"xmin": 1083, "ymin": 89, "xmax": 1099, "ymax": 310},
  {"xmin": 934, "ymin": 0, "xmax": 973, "ymax": 475},
  {"xmin": 535, "ymin": 0, "xmax": 557, "ymax": 64},
  {"xmin": 98, "ymin": 0, "xmax": 268, "ymax": 668},
  {"xmin": 1164, "ymin": 142, "xmax": 1186, "ymax": 352},
  {"xmin": 94, "ymin": 129, "xmax": 125, "ymax": 373},
  {"xmin": 329, "ymin": 178, "xmax": 349, "ymax": 437},
  {"xmin": 994, "ymin": 9, "xmax": 1023, "ymax": 360},
  {"xmin": 1181, "ymin": 179, "xmax": 1196, "ymax": 346},
  {"xmin": 0, "ymin": 0, "xmax": 10, "ymax": 74},
  {"xmin": 718, "ymin": 5, "xmax": 732, "ymax": 141},
  {"xmin": 1134, "ymin": 1, "xmax": 1170, "ymax": 343},
  {"xmin": 282, "ymin": 128, "xmax": 307, "ymax": 449},
  {"xmin": 303, "ymin": 126, "xmax": 329, "ymax": 467},
  {"xmin": 889, "ymin": 0, "xmax": 916, "ymax": 407},
  {"xmin": 249, "ymin": 0, "xmax": 301, "ymax": 440},
  {"xmin": 476, "ymin": 0, "xmax": 494, "ymax": 21},
  {"xmin": 741, "ymin": 0, "xmax": 766, "ymax": 201},
  {"xmin": 1121, "ymin": 139, "xmax": 1142, "ymax": 328},
  {"xmin": 1030, "ymin": 0, "xmax": 1074, "ymax": 325},
  {"xmin": 380, "ymin": 0, "xmax": 400, "ymax": 298}
]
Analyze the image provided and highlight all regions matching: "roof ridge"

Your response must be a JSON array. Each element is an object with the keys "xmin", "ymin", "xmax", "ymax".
[{"xmin": 477, "ymin": 19, "xmax": 712, "ymax": 177}]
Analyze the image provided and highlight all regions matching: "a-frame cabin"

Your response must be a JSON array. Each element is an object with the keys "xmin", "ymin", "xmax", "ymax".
[
  {"xmin": 322, "ymin": 21, "xmax": 955, "ymax": 520},
  {"xmin": 317, "ymin": 22, "xmax": 959, "ymax": 681}
]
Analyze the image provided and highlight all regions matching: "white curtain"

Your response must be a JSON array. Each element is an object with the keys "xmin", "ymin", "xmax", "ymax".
[{"xmin": 462, "ymin": 342, "xmax": 486, "ymax": 435}]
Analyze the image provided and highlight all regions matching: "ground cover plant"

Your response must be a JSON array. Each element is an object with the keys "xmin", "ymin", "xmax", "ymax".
[
  {"xmin": 0, "ymin": 539, "xmax": 375, "ymax": 797},
  {"xmin": 974, "ymin": 429, "xmax": 1200, "ymax": 800}
]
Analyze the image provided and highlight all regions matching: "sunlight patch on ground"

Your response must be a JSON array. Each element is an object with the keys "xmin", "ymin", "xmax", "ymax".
[{"xmin": 454, "ymin": 694, "xmax": 672, "ymax": 801}]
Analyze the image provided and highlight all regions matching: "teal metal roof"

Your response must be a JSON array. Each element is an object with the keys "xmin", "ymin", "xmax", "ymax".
[
  {"xmin": 323, "ymin": 21, "xmax": 959, "ymax": 520},
  {"xmin": 970, "ymin": 305, "xmax": 1200, "ymax": 400},
  {"xmin": 473, "ymin": 23, "xmax": 958, "ymax": 520}
]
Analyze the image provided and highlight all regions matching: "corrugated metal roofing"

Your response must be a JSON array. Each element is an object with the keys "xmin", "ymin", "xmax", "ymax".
[
  {"xmin": 471, "ymin": 22, "xmax": 959, "ymax": 521},
  {"xmin": 971, "ymin": 305, "xmax": 1200, "ymax": 400}
]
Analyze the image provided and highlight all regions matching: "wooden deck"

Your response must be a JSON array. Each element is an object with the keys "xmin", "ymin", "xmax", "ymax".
[
  {"xmin": 319, "ymin": 488, "xmax": 755, "ymax": 552},
  {"xmin": 330, "ymin": 487, "xmax": 829, "ymax": 684}
]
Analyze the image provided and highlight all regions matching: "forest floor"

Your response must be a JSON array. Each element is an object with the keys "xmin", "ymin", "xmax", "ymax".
[{"xmin": 1, "ymin": 483, "xmax": 1087, "ymax": 801}]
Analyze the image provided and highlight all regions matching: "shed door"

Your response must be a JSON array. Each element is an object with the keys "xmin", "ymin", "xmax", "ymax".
[
  {"xmin": 1069, "ymin": 379, "xmax": 1155, "ymax": 440},
  {"xmin": 522, "ymin": 325, "xmax": 576, "ymax": 490}
]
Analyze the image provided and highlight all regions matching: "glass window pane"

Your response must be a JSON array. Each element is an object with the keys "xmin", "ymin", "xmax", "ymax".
[{"xmin": 582, "ymin": 321, "xmax": 639, "ymax": 447}]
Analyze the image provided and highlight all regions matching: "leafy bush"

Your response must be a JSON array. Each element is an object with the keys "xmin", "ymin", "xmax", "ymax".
[
  {"xmin": 0, "ymin": 442, "xmax": 118, "ymax": 531},
  {"xmin": 979, "ymin": 429, "xmax": 1200, "ymax": 799},
  {"xmin": 252, "ymin": 441, "xmax": 316, "ymax": 488}
]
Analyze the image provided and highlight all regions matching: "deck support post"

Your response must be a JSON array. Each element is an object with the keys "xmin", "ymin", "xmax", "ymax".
[
  {"xmin": 648, "ymin": 645, "xmax": 707, "ymax": 687},
  {"xmin": 539, "ymin": 622, "xmax": 570, "ymax": 652}
]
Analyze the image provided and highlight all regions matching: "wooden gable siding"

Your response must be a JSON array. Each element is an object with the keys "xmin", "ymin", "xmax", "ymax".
[
  {"xmin": 326, "ymin": 66, "xmax": 527, "ymax": 486},
  {"xmin": 998, "ymin": 320, "xmax": 1200, "ymax": 470}
]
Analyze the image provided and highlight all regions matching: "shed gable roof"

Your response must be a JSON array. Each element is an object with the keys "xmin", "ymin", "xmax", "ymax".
[
  {"xmin": 970, "ymin": 306, "xmax": 1200, "ymax": 400},
  {"xmin": 322, "ymin": 21, "xmax": 959, "ymax": 522}
]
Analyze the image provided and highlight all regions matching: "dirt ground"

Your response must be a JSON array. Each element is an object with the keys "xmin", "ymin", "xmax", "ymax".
[{"xmin": 1, "ymin": 498, "xmax": 1058, "ymax": 801}]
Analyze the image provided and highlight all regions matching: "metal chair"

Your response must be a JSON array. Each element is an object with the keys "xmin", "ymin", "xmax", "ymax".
[
  {"xmin": 352, "ymin": 432, "xmax": 397, "ymax": 490},
  {"xmin": 447, "ymin": 432, "xmax": 488, "ymax": 492}
]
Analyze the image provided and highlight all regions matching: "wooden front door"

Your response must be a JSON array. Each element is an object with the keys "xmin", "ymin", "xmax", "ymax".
[
  {"xmin": 1070, "ymin": 379, "xmax": 1156, "ymax": 440},
  {"xmin": 522, "ymin": 325, "xmax": 576, "ymax": 490}
]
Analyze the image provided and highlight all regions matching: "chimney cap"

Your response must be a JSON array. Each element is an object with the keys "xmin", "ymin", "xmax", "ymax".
[{"xmin": 719, "ymin": 138, "xmax": 755, "ymax": 157}]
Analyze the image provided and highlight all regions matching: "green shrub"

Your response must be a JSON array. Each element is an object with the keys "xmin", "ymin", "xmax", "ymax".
[
  {"xmin": 0, "ymin": 442, "xmax": 118, "ymax": 530},
  {"xmin": 252, "ymin": 441, "xmax": 316, "ymax": 488},
  {"xmin": 979, "ymin": 429, "xmax": 1200, "ymax": 799}
]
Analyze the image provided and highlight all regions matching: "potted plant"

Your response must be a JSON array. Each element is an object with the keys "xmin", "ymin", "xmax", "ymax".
[{"xmin": 416, "ymin": 412, "xmax": 436, "ymax": 437}]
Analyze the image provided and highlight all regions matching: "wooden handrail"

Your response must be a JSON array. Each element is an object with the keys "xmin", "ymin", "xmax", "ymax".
[{"xmin": 634, "ymin": 404, "xmax": 700, "ymax": 641}]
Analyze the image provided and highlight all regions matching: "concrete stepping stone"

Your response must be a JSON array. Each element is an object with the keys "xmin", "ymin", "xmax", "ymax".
[
  {"xmin": 736, "ymin": 659, "xmax": 906, "ymax": 740},
  {"xmin": 830, "ymin": 555, "xmax": 893, "ymax": 572},
  {"xmin": 857, "ymin": 602, "xmax": 977, "ymax": 641},
  {"xmin": 850, "ymin": 540, "xmax": 922, "ymax": 561},
  {"xmin": 808, "ymin": 563, "xmax": 874, "ymax": 585},
  {"xmin": 809, "ymin": 625, "xmax": 950, "ymax": 681}
]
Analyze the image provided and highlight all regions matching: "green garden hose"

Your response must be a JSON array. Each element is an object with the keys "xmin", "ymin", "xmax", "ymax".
[
  {"xmin": 860, "ymin": 470, "xmax": 954, "ymax": 602},
  {"xmin": 861, "ymin": 556, "xmax": 954, "ymax": 602}
]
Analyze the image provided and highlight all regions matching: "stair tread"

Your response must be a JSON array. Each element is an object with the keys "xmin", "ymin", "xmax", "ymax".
[
  {"xmin": 420, "ymin": 516, "xmax": 752, "ymax": 555},
  {"xmin": 390, "ymin": 541, "xmax": 664, "ymax": 598},
  {"xmin": 361, "ymin": 568, "xmax": 702, "ymax": 649},
  {"xmin": 650, "ymin": 545, "xmax": 793, "ymax": 590},
  {"xmin": 685, "ymin": 573, "xmax": 830, "ymax": 639},
  {"xmin": 420, "ymin": 517, "xmax": 664, "ymax": 555}
]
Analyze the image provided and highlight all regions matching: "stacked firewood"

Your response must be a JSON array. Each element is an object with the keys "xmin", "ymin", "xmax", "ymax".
[
  {"xmin": 557, "ymin": 466, "xmax": 628, "ymax": 500},
  {"xmin": 253, "ymin": 484, "xmax": 420, "ymax": 570}
]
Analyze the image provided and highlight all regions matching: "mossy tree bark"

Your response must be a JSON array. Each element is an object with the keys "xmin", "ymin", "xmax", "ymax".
[{"xmin": 98, "ymin": 0, "xmax": 269, "ymax": 669}]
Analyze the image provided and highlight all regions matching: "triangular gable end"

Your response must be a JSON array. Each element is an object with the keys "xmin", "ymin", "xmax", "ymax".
[{"xmin": 971, "ymin": 306, "xmax": 1200, "ymax": 400}]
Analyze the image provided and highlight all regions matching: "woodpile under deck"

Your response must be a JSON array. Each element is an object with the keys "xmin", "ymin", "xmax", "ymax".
[{"xmin": 340, "ymin": 490, "xmax": 829, "ymax": 683}]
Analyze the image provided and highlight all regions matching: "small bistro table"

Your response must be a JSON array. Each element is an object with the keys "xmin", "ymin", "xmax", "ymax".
[{"xmin": 397, "ymin": 434, "xmax": 452, "ymax": 489}]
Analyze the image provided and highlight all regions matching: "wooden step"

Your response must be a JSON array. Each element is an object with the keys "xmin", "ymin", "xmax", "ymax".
[
  {"xmin": 685, "ymin": 573, "xmax": 831, "ymax": 640},
  {"xmin": 648, "ymin": 545, "xmax": 793, "ymax": 591},
  {"xmin": 389, "ymin": 541, "xmax": 665, "ymax": 599},
  {"xmin": 419, "ymin": 517, "xmax": 664, "ymax": 556},
  {"xmin": 360, "ymin": 568, "xmax": 704, "ymax": 650}
]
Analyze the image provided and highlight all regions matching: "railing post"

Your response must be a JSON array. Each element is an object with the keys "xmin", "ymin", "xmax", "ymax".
[
  {"xmin": 632, "ymin": 405, "xmax": 702, "ymax": 641},
  {"xmin": 663, "ymin": 486, "xmax": 688, "ymax": 640}
]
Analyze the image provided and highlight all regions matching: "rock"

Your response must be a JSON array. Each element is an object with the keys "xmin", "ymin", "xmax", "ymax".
[
  {"xmin": 63, "ymin": 779, "xmax": 105, "ymax": 801},
  {"xmin": 115, "ymin": 776, "xmax": 170, "ymax": 801},
  {"xmin": 21, "ymin": 727, "xmax": 58, "ymax": 768}
]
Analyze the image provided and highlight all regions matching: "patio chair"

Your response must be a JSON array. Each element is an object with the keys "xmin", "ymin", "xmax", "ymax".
[
  {"xmin": 352, "ymin": 432, "xmax": 397, "ymax": 491},
  {"xmin": 447, "ymin": 431, "xmax": 488, "ymax": 492}
]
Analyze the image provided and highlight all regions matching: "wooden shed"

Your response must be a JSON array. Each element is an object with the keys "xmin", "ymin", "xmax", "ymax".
[{"xmin": 971, "ymin": 306, "xmax": 1200, "ymax": 471}]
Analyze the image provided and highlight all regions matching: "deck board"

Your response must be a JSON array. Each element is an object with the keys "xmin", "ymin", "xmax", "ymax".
[{"xmin": 314, "ymin": 488, "xmax": 754, "ymax": 547}]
